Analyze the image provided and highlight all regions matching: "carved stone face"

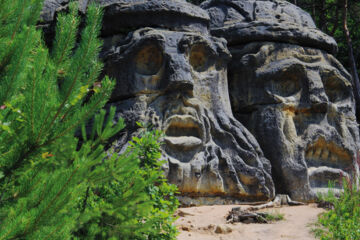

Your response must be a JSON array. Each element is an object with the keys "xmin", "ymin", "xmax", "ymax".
[
  {"xmin": 103, "ymin": 28, "xmax": 274, "ymax": 203},
  {"xmin": 229, "ymin": 42, "xmax": 360, "ymax": 200}
]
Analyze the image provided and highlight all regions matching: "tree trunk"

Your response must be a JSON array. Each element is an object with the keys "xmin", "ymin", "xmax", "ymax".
[
  {"xmin": 312, "ymin": 1, "xmax": 316, "ymax": 20},
  {"xmin": 343, "ymin": 0, "xmax": 360, "ymax": 120},
  {"xmin": 319, "ymin": 0, "xmax": 327, "ymax": 32},
  {"xmin": 330, "ymin": 0, "xmax": 340, "ymax": 36}
]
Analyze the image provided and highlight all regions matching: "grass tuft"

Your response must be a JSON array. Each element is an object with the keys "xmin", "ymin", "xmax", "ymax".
[{"xmin": 264, "ymin": 210, "xmax": 285, "ymax": 222}]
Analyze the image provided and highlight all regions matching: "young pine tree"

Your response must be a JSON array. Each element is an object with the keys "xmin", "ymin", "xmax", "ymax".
[
  {"xmin": 0, "ymin": 0, "xmax": 178, "ymax": 239},
  {"xmin": 0, "ymin": 0, "xmax": 118, "ymax": 238}
]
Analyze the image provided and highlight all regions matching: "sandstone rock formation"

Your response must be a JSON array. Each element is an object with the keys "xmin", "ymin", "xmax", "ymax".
[
  {"xmin": 41, "ymin": 0, "xmax": 275, "ymax": 204},
  {"xmin": 41, "ymin": 0, "xmax": 360, "ymax": 203},
  {"xmin": 201, "ymin": 0, "xmax": 360, "ymax": 201}
]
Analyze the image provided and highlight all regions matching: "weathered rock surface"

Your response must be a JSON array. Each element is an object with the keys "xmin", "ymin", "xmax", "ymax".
[
  {"xmin": 202, "ymin": 0, "xmax": 360, "ymax": 201},
  {"xmin": 201, "ymin": 0, "xmax": 338, "ymax": 54},
  {"xmin": 103, "ymin": 27, "xmax": 275, "ymax": 202},
  {"xmin": 41, "ymin": 0, "xmax": 210, "ymax": 36},
  {"xmin": 41, "ymin": 0, "xmax": 275, "ymax": 203},
  {"xmin": 41, "ymin": 0, "xmax": 360, "ymax": 203},
  {"xmin": 41, "ymin": 0, "xmax": 70, "ymax": 23}
]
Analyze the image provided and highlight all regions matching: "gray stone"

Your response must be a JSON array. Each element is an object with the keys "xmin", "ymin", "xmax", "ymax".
[
  {"xmin": 201, "ymin": 0, "xmax": 338, "ymax": 54},
  {"xmin": 40, "ymin": 0, "xmax": 210, "ymax": 36},
  {"xmin": 202, "ymin": 0, "xmax": 360, "ymax": 201},
  {"xmin": 98, "ymin": 0, "xmax": 210, "ymax": 36},
  {"xmin": 41, "ymin": 0, "xmax": 360, "ymax": 203},
  {"xmin": 41, "ymin": 0, "xmax": 70, "ymax": 22},
  {"xmin": 214, "ymin": 224, "xmax": 232, "ymax": 234},
  {"xmin": 104, "ymin": 27, "xmax": 275, "ymax": 202},
  {"xmin": 41, "ymin": 0, "xmax": 275, "ymax": 203}
]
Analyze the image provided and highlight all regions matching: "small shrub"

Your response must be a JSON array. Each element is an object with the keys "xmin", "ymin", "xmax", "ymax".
[
  {"xmin": 315, "ymin": 178, "xmax": 360, "ymax": 240},
  {"xmin": 73, "ymin": 127, "xmax": 179, "ymax": 240}
]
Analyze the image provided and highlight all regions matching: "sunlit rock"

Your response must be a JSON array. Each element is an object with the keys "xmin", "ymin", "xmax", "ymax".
[
  {"xmin": 202, "ymin": 0, "xmax": 360, "ymax": 201},
  {"xmin": 41, "ymin": 0, "xmax": 275, "ymax": 204}
]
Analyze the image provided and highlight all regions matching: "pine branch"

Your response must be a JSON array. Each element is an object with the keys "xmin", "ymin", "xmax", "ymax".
[
  {"xmin": 51, "ymin": 4, "xmax": 79, "ymax": 66},
  {"xmin": 10, "ymin": 1, "xmax": 24, "ymax": 40},
  {"xmin": 24, "ymin": 167, "xmax": 79, "ymax": 236},
  {"xmin": 35, "ymin": 6, "xmax": 80, "ymax": 143},
  {"xmin": 1, "ymin": 27, "xmax": 31, "ymax": 103},
  {"xmin": 60, "ymin": 61, "xmax": 103, "ymax": 123},
  {"xmin": 45, "ymin": 87, "xmax": 111, "ymax": 146},
  {"xmin": 44, "ymin": 222, "xmax": 66, "ymax": 239},
  {"xmin": 36, "ymin": 6, "xmax": 102, "ymax": 143}
]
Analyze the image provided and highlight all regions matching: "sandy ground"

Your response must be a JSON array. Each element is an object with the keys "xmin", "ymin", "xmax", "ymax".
[{"xmin": 175, "ymin": 204, "xmax": 325, "ymax": 240}]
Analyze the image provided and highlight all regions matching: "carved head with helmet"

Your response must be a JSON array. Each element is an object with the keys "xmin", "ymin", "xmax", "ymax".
[{"xmin": 202, "ymin": 0, "xmax": 360, "ymax": 201}]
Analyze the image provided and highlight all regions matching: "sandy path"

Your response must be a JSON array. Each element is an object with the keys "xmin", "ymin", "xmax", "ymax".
[{"xmin": 175, "ymin": 204, "xmax": 325, "ymax": 240}]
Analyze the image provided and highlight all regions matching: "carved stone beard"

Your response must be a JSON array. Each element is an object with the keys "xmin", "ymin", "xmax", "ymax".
[
  {"xmin": 114, "ymin": 93, "xmax": 275, "ymax": 204},
  {"xmin": 158, "ymin": 95, "xmax": 274, "ymax": 203},
  {"xmin": 250, "ymin": 106, "xmax": 359, "ymax": 200},
  {"xmin": 229, "ymin": 42, "xmax": 360, "ymax": 201}
]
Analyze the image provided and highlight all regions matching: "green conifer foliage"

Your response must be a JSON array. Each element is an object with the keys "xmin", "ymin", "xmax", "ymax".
[
  {"xmin": 0, "ymin": 0, "xmax": 113, "ymax": 170},
  {"xmin": 74, "ymin": 128, "xmax": 179, "ymax": 240},
  {"xmin": 0, "ymin": 1, "xmax": 118, "ymax": 238},
  {"xmin": 0, "ymin": 1, "xmax": 179, "ymax": 239}
]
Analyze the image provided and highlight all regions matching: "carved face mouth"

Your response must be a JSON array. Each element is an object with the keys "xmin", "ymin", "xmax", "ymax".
[
  {"xmin": 164, "ymin": 115, "xmax": 203, "ymax": 150},
  {"xmin": 305, "ymin": 137, "xmax": 352, "ymax": 190}
]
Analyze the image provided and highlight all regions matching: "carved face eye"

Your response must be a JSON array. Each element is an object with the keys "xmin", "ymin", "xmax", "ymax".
[
  {"xmin": 189, "ymin": 44, "xmax": 210, "ymax": 72},
  {"xmin": 321, "ymin": 70, "xmax": 351, "ymax": 103},
  {"xmin": 135, "ymin": 44, "xmax": 163, "ymax": 75},
  {"xmin": 267, "ymin": 71, "xmax": 302, "ymax": 98}
]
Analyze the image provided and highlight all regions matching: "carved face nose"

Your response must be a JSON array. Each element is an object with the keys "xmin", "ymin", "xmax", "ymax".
[
  {"xmin": 165, "ymin": 53, "xmax": 194, "ymax": 91},
  {"xmin": 306, "ymin": 70, "xmax": 329, "ymax": 107}
]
